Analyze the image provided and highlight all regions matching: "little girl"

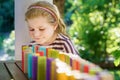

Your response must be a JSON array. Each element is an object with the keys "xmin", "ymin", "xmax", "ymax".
[{"xmin": 25, "ymin": 1, "xmax": 79, "ymax": 55}]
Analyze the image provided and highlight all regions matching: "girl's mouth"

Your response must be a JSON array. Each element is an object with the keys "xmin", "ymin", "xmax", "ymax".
[{"xmin": 34, "ymin": 38, "xmax": 41, "ymax": 40}]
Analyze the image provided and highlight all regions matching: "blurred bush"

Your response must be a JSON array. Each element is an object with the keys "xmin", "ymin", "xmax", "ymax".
[
  {"xmin": 0, "ymin": 0, "xmax": 14, "ymax": 33},
  {"xmin": 0, "ymin": 0, "xmax": 14, "ymax": 60},
  {"xmin": 64, "ymin": 0, "xmax": 120, "ymax": 65},
  {"xmin": 3, "ymin": 30, "xmax": 15, "ymax": 56}
]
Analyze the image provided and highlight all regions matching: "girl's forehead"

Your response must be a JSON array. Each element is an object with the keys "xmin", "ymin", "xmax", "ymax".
[
  {"xmin": 28, "ymin": 16, "xmax": 48, "ymax": 24},
  {"xmin": 27, "ymin": 17, "xmax": 51, "ymax": 28},
  {"xmin": 28, "ymin": 16, "xmax": 47, "ymax": 21}
]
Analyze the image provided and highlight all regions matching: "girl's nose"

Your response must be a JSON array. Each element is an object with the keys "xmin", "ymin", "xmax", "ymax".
[{"xmin": 34, "ymin": 30, "xmax": 40, "ymax": 37}]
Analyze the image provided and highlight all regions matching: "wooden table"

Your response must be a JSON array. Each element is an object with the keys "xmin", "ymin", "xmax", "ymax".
[
  {"xmin": 0, "ymin": 61, "xmax": 115, "ymax": 80},
  {"xmin": 0, "ymin": 61, "xmax": 29, "ymax": 80}
]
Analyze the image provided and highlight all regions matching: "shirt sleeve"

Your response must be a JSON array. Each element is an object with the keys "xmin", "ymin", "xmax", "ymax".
[{"xmin": 63, "ymin": 39, "xmax": 80, "ymax": 55}]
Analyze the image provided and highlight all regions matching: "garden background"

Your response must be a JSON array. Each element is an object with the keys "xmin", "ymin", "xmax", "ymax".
[{"xmin": 0, "ymin": 0, "xmax": 120, "ymax": 79}]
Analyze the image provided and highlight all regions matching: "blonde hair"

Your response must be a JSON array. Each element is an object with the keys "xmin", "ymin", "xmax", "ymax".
[{"xmin": 25, "ymin": 1, "xmax": 67, "ymax": 35}]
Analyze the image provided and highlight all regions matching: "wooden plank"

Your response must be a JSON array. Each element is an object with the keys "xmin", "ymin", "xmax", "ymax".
[
  {"xmin": 5, "ymin": 62, "xmax": 28, "ymax": 80},
  {"xmin": 15, "ymin": 61, "xmax": 30, "ymax": 79},
  {"xmin": 0, "ymin": 62, "xmax": 12, "ymax": 80},
  {"xmin": 15, "ymin": 61, "xmax": 22, "ymax": 70}
]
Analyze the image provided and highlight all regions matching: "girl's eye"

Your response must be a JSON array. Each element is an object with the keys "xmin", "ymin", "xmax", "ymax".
[
  {"xmin": 29, "ymin": 29, "xmax": 34, "ymax": 31},
  {"xmin": 39, "ymin": 29, "xmax": 45, "ymax": 31}
]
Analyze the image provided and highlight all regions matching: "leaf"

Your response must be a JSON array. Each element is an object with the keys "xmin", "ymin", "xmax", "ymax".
[{"xmin": 114, "ymin": 58, "xmax": 120, "ymax": 67}]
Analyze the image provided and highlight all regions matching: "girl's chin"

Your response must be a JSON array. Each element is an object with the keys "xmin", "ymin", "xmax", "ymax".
[
  {"xmin": 35, "ymin": 41, "xmax": 50, "ymax": 46},
  {"xmin": 35, "ymin": 41, "xmax": 43, "ymax": 44}
]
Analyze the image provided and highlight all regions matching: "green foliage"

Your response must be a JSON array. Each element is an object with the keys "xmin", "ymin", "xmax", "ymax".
[
  {"xmin": 65, "ymin": 0, "xmax": 120, "ymax": 64},
  {"xmin": 0, "ymin": 0, "xmax": 14, "ymax": 33},
  {"xmin": 0, "ymin": 34, "xmax": 4, "ymax": 49},
  {"xmin": 3, "ymin": 30, "xmax": 15, "ymax": 56},
  {"xmin": 107, "ymin": 28, "xmax": 120, "ymax": 66},
  {"xmin": 0, "ymin": 0, "xmax": 14, "ymax": 60},
  {"xmin": 110, "ymin": 70, "xmax": 120, "ymax": 80}
]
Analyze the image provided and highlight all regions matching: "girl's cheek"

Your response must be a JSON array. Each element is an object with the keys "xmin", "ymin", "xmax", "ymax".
[{"xmin": 29, "ymin": 32, "xmax": 34, "ymax": 37}]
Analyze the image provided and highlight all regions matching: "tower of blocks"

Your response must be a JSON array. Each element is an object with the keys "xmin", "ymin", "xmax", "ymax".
[{"xmin": 22, "ymin": 44, "xmax": 114, "ymax": 80}]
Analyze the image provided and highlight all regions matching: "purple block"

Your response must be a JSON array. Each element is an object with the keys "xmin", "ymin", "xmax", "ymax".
[
  {"xmin": 32, "ymin": 55, "xmax": 38, "ymax": 80},
  {"xmin": 46, "ymin": 58, "xmax": 54, "ymax": 80},
  {"xmin": 70, "ymin": 58, "xmax": 72, "ymax": 67}
]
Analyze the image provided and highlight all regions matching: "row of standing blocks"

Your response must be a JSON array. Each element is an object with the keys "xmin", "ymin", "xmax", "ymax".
[{"xmin": 22, "ymin": 45, "xmax": 114, "ymax": 80}]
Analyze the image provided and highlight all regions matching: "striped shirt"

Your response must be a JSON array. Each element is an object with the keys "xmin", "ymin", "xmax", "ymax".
[{"xmin": 30, "ymin": 34, "xmax": 79, "ymax": 55}]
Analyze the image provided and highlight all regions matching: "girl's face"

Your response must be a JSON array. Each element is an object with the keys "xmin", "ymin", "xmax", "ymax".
[{"xmin": 27, "ymin": 16, "xmax": 57, "ymax": 45}]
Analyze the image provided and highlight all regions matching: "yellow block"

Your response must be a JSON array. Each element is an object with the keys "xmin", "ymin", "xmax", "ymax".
[{"xmin": 57, "ymin": 73, "xmax": 68, "ymax": 80}]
